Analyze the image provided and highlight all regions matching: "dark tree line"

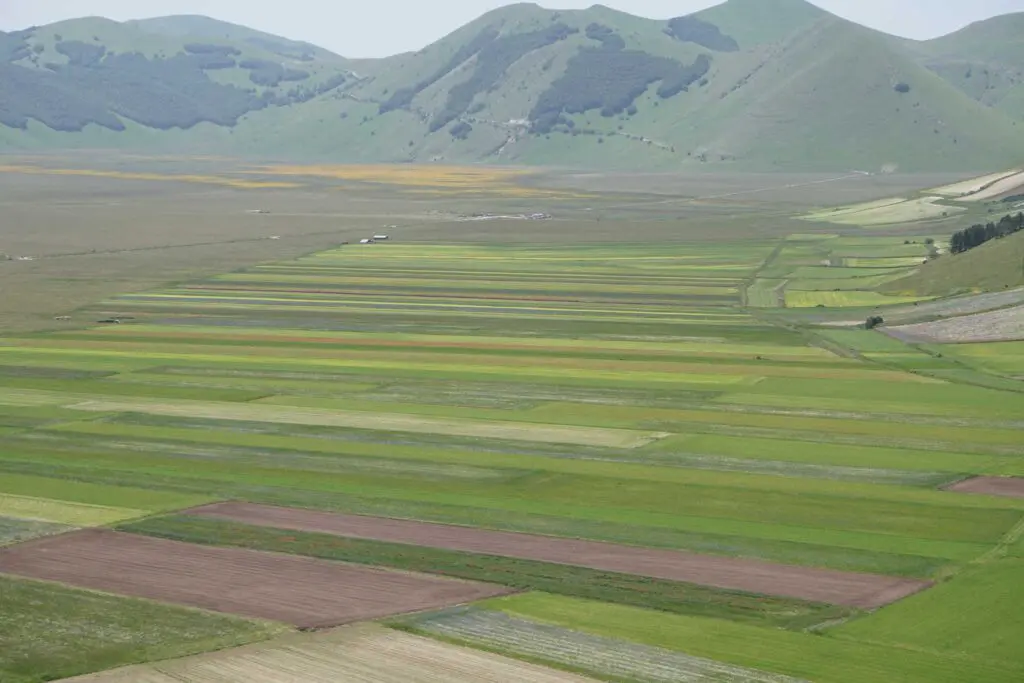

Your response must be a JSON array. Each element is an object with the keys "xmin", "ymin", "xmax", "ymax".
[
  {"xmin": 530, "ymin": 46, "xmax": 710, "ymax": 133},
  {"xmin": 664, "ymin": 16, "xmax": 739, "ymax": 52},
  {"xmin": 950, "ymin": 212, "xmax": 1024, "ymax": 254},
  {"xmin": 0, "ymin": 32, "xmax": 343, "ymax": 133},
  {"xmin": 428, "ymin": 23, "xmax": 577, "ymax": 132}
]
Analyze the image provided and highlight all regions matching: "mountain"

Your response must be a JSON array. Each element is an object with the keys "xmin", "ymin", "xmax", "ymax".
[
  {"xmin": 911, "ymin": 13, "xmax": 1024, "ymax": 119},
  {"xmin": 2, "ymin": 0, "xmax": 1024, "ymax": 171},
  {"xmin": 0, "ymin": 15, "xmax": 352, "ymax": 135}
]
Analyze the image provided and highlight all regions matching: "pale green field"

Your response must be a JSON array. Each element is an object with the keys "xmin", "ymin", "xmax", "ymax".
[{"xmin": 785, "ymin": 290, "xmax": 930, "ymax": 308}]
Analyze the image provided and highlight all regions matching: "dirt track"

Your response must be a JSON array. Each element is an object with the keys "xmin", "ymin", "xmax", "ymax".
[
  {"xmin": 187, "ymin": 502, "xmax": 930, "ymax": 609},
  {"xmin": 0, "ymin": 529, "xmax": 511, "ymax": 628},
  {"xmin": 947, "ymin": 477, "xmax": 1024, "ymax": 499}
]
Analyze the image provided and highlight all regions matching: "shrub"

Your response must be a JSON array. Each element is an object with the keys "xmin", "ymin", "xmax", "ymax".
[
  {"xmin": 183, "ymin": 43, "xmax": 241, "ymax": 57},
  {"xmin": 865, "ymin": 316, "xmax": 884, "ymax": 329}
]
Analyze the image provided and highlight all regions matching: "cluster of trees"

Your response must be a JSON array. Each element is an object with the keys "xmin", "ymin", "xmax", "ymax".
[
  {"xmin": 55, "ymin": 40, "xmax": 106, "ymax": 66},
  {"xmin": 183, "ymin": 43, "xmax": 241, "ymax": 57},
  {"xmin": 664, "ymin": 16, "xmax": 739, "ymax": 52},
  {"xmin": 262, "ymin": 74, "xmax": 347, "ymax": 107},
  {"xmin": 450, "ymin": 121, "xmax": 472, "ymax": 139},
  {"xmin": 585, "ymin": 23, "xmax": 626, "ymax": 51},
  {"xmin": 950, "ymin": 212, "xmax": 1024, "ymax": 254},
  {"xmin": 239, "ymin": 58, "xmax": 309, "ymax": 86},
  {"xmin": 428, "ymin": 23, "xmax": 577, "ymax": 132},
  {"xmin": 530, "ymin": 47, "xmax": 710, "ymax": 133}
]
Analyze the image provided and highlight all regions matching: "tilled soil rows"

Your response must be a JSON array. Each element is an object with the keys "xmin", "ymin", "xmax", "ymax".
[
  {"xmin": 187, "ymin": 502, "xmax": 931, "ymax": 609},
  {"xmin": 0, "ymin": 529, "xmax": 512, "ymax": 628},
  {"xmin": 946, "ymin": 476, "xmax": 1024, "ymax": 499}
]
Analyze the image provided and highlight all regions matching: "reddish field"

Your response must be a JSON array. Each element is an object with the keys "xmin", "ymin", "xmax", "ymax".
[
  {"xmin": 187, "ymin": 502, "xmax": 931, "ymax": 609},
  {"xmin": 0, "ymin": 529, "xmax": 511, "ymax": 628},
  {"xmin": 946, "ymin": 476, "xmax": 1024, "ymax": 499}
]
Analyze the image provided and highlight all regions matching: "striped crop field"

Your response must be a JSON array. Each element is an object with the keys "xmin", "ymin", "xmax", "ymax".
[{"xmin": 1, "ymin": 238, "xmax": 1022, "ymax": 683}]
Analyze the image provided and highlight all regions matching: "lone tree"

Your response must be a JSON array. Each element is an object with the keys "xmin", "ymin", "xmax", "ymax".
[{"xmin": 865, "ymin": 315, "xmax": 884, "ymax": 329}]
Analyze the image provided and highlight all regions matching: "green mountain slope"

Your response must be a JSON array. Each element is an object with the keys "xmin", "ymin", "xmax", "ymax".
[
  {"xmin": 0, "ymin": 16, "xmax": 351, "ymax": 134},
  {"xmin": 883, "ymin": 229, "xmax": 1024, "ymax": 296},
  {"xmin": 696, "ymin": 0, "xmax": 826, "ymax": 48},
  {"xmin": 2, "ymin": 1, "xmax": 1024, "ymax": 171},
  {"xmin": 912, "ymin": 14, "xmax": 1024, "ymax": 119},
  {"xmin": 127, "ymin": 15, "xmax": 347, "ymax": 64}
]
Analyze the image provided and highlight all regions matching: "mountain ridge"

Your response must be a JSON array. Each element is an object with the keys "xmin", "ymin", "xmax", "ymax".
[{"xmin": 2, "ymin": 0, "xmax": 1023, "ymax": 171}]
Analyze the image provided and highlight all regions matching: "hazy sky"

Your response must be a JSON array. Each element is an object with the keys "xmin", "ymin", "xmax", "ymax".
[{"xmin": 2, "ymin": 1, "xmax": 1023, "ymax": 57}]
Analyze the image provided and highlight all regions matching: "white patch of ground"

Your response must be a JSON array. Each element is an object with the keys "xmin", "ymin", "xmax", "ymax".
[
  {"xmin": 930, "ymin": 170, "xmax": 1022, "ymax": 198},
  {"xmin": 801, "ymin": 197, "xmax": 964, "ymax": 226},
  {"xmin": 886, "ymin": 305, "xmax": 1024, "ymax": 343}
]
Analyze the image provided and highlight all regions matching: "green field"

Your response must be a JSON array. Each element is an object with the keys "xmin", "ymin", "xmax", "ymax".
[
  {"xmin": 836, "ymin": 557, "xmax": 1024, "ymax": 665},
  {"xmin": 1, "ymin": 226, "xmax": 1022, "ymax": 681},
  {"xmin": 452, "ymin": 593, "xmax": 1024, "ymax": 683}
]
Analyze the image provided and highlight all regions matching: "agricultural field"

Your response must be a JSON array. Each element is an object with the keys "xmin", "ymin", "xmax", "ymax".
[
  {"xmin": 0, "ymin": 575, "xmax": 282, "ymax": 683},
  {"xmin": 1, "ymin": 161, "xmax": 1023, "ymax": 682},
  {"xmin": 63, "ymin": 625, "xmax": 599, "ymax": 683},
  {"xmin": 746, "ymin": 235, "xmax": 937, "ymax": 310},
  {"xmin": 800, "ymin": 196, "xmax": 965, "ymax": 226}
]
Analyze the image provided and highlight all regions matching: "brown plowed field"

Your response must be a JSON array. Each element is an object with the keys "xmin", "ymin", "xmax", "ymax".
[
  {"xmin": 0, "ymin": 529, "xmax": 511, "ymax": 628},
  {"xmin": 946, "ymin": 476, "xmax": 1024, "ymax": 499},
  {"xmin": 187, "ymin": 502, "xmax": 931, "ymax": 609}
]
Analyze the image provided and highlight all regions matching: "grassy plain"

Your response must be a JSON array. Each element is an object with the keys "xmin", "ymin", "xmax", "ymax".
[{"xmin": 1, "ymin": 160, "xmax": 1023, "ymax": 681}]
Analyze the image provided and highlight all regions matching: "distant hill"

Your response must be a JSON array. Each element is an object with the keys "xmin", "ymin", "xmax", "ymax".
[
  {"xmin": 0, "ymin": 16, "xmax": 352, "ymax": 135},
  {"xmin": 2, "ymin": 0, "xmax": 1024, "ymax": 171},
  {"xmin": 910, "ymin": 13, "xmax": 1024, "ymax": 120}
]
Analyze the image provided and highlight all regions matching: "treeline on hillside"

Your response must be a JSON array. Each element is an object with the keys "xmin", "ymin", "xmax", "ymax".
[
  {"xmin": 664, "ymin": 16, "xmax": 739, "ymax": 52},
  {"xmin": 950, "ymin": 212, "xmax": 1024, "ymax": 253},
  {"xmin": 428, "ymin": 24, "xmax": 578, "ymax": 132},
  {"xmin": 0, "ymin": 33, "xmax": 345, "ymax": 132},
  {"xmin": 530, "ymin": 25, "xmax": 711, "ymax": 133},
  {"xmin": 239, "ymin": 58, "xmax": 310, "ymax": 86}
]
